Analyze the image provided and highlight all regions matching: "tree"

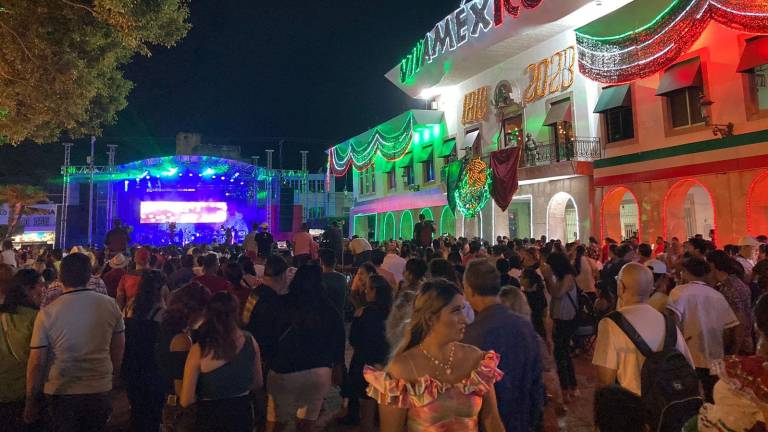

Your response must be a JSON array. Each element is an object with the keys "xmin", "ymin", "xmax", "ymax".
[
  {"xmin": 0, "ymin": 0, "xmax": 190, "ymax": 144},
  {"xmin": 0, "ymin": 185, "xmax": 49, "ymax": 241}
]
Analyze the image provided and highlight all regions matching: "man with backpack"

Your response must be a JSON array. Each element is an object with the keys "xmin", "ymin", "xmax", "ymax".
[{"xmin": 593, "ymin": 262, "xmax": 699, "ymax": 431}]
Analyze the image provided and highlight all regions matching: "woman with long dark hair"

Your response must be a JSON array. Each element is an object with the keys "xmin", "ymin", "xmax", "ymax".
[
  {"xmin": 365, "ymin": 278, "xmax": 504, "ymax": 432},
  {"xmin": 544, "ymin": 252, "xmax": 580, "ymax": 402},
  {"xmin": 123, "ymin": 269, "xmax": 167, "ymax": 432},
  {"xmin": 344, "ymin": 274, "xmax": 393, "ymax": 430},
  {"xmin": 181, "ymin": 292, "xmax": 262, "ymax": 432},
  {"xmin": 0, "ymin": 267, "xmax": 40, "ymax": 430},
  {"xmin": 156, "ymin": 282, "xmax": 211, "ymax": 431},
  {"xmin": 266, "ymin": 264, "xmax": 345, "ymax": 432}
]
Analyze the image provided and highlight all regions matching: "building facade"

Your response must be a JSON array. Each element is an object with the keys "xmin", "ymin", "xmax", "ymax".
[
  {"xmin": 330, "ymin": 0, "xmax": 768, "ymax": 244},
  {"xmin": 581, "ymin": 0, "xmax": 768, "ymax": 245}
]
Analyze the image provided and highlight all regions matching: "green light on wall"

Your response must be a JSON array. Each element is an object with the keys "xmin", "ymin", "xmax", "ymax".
[
  {"xmin": 420, "ymin": 207, "xmax": 434, "ymax": 222},
  {"xmin": 400, "ymin": 210, "xmax": 414, "ymax": 240},
  {"xmin": 423, "ymin": 129, "xmax": 431, "ymax": 141},
  {"xmin": 432, "ymin": 124, "xmax": 440, "ymax": 136},
  {"xmin": 414, "ymin": 133, "xmax": 421, "ymax": 145}
]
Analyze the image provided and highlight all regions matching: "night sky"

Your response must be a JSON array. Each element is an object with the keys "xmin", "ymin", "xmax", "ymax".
[
  {"xmin": 105, "ymin": 0, "xmax": 456, "ymax": 170},
  {"xmin": 0, "ymin": 0, "xmax": 458, "ymax": 184}
]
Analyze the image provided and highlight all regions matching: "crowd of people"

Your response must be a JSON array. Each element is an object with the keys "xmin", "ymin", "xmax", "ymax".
[{"xmin": 1, "ymin": 222, "xmax": 768, "ymax": 432}]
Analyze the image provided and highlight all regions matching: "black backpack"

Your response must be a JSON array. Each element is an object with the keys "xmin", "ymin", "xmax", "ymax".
[{"xmin": 607, "ymin": 311, "xmax": 702, "ymax": 432}]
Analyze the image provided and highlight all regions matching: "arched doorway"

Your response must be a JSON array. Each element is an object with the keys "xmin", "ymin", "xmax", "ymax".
[
  {"xmin": 601, "ymin": 187, "xmax": 641, "ymax": 241},
  {"xmin": 439, "ymin": 206, "xmax": 455, "ymax": 237},
  {"xmin": 547, "ymin": 192, "xmax": 579, "ymax": 242},
  {"xmin": 461, "ymin": 212, "xmax": 483, "ymax": 238},
  {"xmin": 748, "ymin": 171, "xmax": 768, "ymax": 236},
  {"xmin": 419, "ymin": 207, "xmax": 434, "ymax": 222},
  {"xmin": 381, "ymin": 212, "xmax": 395, "ymax": 242},
  {"xmin": 400, "ymin": 210, "xmax": 414, "ymax": 240},
  {"xmin": 664, "ymin": 179, "xmax": 715, "ymax": 241}
]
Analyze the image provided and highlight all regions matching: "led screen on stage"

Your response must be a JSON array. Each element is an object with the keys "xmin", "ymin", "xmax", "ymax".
[{"xmin": 140, "ymin": 201, "xmax": 228, "ymax": 224}]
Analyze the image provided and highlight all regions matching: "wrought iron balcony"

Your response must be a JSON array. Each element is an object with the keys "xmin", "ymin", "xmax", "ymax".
[{"xmin": 519, "ymin": 136, "xmax": 603, "ymax": 168}]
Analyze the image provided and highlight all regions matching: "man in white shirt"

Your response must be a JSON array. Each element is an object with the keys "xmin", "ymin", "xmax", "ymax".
[
  {"xmin": 735, "ymin": 235, "xmax": 759, "ymax": 283},
  {"xmin": 381, "ymin": 241, "xmax": 406, "ymax": 283},
  {"xmin": 593, "ymin": 262, "xmax": 693, "ymax": 395},
  {"xmin": 25, "ymin": 252, "xmax": 125, "ymax": 430},
  {"xmin": 666, "ymin": 256, "xmax": 739, "ymax": 402}
]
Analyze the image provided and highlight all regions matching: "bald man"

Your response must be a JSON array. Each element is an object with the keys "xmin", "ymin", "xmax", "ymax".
[{"xmin": 592, "ymin": 262, "xmax": 693, "ymax": 395}]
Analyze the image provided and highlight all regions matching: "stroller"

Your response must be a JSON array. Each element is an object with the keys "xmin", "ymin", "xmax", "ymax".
[{"xmin": 570, "ymin": 289, "xmax": 599, "ymax": 356}]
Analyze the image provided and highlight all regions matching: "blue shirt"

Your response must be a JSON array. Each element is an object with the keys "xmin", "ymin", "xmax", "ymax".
[{"xmin": 463, "ymin": 303, "xmax": 544, "ymax": 432}]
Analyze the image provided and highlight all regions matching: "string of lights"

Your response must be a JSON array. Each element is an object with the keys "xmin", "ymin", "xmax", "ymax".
[
  {"xmin": 577, "ymin": 0, "xmax": 768, "ymax": 83},
  {"xmin": 329, "ymin": 113, "xmax": 416, "ymax": 175}
]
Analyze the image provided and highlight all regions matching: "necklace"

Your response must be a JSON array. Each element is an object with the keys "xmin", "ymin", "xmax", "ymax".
[{"xmin": 419, "ymin": 343, "xmax": 456, "ymax": 376}]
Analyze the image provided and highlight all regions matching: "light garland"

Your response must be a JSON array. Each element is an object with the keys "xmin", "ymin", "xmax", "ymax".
[
  {"xmin": 455, "ymin": 158, "xmax": 492, "ymax": 218},
  {"xmin": 576, "ymin": 0, "xmax": 768, "ymax": 83},
  {"xmin": 328, "ymin": 114, "xmax": 417, "ymax": 176}
]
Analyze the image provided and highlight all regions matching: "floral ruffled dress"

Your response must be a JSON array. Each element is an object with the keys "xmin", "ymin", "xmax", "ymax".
[{"xmin": 363, "ymin": 351, "xmax": 503, "ymax": 432}]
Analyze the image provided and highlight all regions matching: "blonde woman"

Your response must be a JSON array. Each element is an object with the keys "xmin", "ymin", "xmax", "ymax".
[{"xmin": 364, "ymin": 278, "xmax": 504, "ymax": 432}]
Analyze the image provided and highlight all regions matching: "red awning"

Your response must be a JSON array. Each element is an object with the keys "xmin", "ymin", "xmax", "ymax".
[
  {"xmin": 738, "ymin": 36, "xmax": 768, "ymax": 72},
  {"xmin": 655, "ymin": 57, "xmax": 702, "ymax": 96}
]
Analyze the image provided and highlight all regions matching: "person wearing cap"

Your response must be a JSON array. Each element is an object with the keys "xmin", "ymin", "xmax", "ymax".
[
  {"xmin": 116, "ymin": 248, "xmax": 151, "ymax": 311},
  {"xmin": 255, "ymin": 223, "xmax": 275, "ymax": 258},
  {"xmin": 735, "ymin": 236, "xmax": 759, "ymax": 284},
  {"xmin": 646, "ymin": 259, "xmax": 674, "ymax": 313},
  {"xmin": 102, "ymin": 253, "xmax": 129, "ymax": 298}
]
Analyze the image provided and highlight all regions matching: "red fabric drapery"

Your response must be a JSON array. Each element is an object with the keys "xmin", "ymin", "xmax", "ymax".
[{"xmin": 490, "ymin": 146, "xmax": 522, "ymax": 212}]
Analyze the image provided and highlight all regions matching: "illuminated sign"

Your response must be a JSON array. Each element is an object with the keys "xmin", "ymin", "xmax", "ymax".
[
  {"xmin": 399, "ymin": 0, "xmax": 543, "ymax": 84},
  {"xmin": 523, "ymin": 46, "xmax": 576, "ymax": 104},
  {"xmin": 462, "ymin": 86, "xmax": 490, "ymax": 125},
  {"xmin": 140, "ymin": 201, "xmax": 228, "ymax": 224}
]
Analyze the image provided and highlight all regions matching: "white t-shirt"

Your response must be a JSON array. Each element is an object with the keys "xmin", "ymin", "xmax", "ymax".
[
  {"xmin": 593, "ymin": 303, "xmax": 693, "ymax": 395},
  {"xmin": 381, "ymin": 253, "xmax": 406, "ymax": 282},
  {"xmin": 0, "ymin": 249, "xmax": 16, "ymax": 267},
  {"xmin": 666, "ymin": 281, "xmax": 739, "ymax": 370},
  {"xmin": 30, "ymin": 289, "xmax": 125, "ymax": 395},
  {"xmin": 349, "ymin": 238, "xmax": 372, "ymax": 255}
]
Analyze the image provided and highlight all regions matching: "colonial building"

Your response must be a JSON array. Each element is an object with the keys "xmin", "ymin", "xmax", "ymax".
[
  {"xmin": 579, "ymin": 0, "xmax": 768, "ymax": 245},
  {"xmin": 330, "ymin": 0, "xmax": 768, "ymax": 244}
]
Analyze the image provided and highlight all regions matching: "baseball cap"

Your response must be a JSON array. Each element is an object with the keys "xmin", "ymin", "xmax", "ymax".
[
  {"xmin": 739, "ymin": 236, "xmax": 760, "ymax": 247},
  {"xmin": 646, "ymin": 259, "xmax": 668, "ymax": 275}
]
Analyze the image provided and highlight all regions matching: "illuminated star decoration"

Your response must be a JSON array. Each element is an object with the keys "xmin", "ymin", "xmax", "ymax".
[
  {"xmin": 576, "ymin": 0, "xmax": 768, "ymax": 84},
  {"xmin": 455, "ymin": 157, "xmax": 492, "ymax": 218}
]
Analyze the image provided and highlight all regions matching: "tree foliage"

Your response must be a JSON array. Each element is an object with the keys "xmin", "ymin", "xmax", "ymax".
[
  {"xmin": 0, "ymin": 184, "xmax": 49, "ymax": 241},
  {"xmin": 0, "ymin": 0, "xmax": 190, "ymax": 144}
]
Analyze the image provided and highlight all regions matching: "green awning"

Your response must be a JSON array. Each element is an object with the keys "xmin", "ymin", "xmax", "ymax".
[
  {"xmin": 593, "ymin": 84, "xmax": 631, "ymax": 113},
  {"xmin": 436, "ymin": 138, "xmax": 456, "ymax": 158},
  {"xmin": 414, "ymin": 144, "xmax": 433, "ymax": 163},
  {"xmin": 377, "ymin": 156, "xmax": 394, "ymax": 173},
  {"xmin": 395, "ymin": 152, "xmax": 413, "ymax": 168}
]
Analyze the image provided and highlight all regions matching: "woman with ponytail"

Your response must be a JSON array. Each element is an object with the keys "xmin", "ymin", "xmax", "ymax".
[
  {"xmin": 364, "ymin": 278, "xmax": 504, "ymax": 432},
  {"xmin": 180, "ymin": 292, "xmax": 263, "ymax": 431}
]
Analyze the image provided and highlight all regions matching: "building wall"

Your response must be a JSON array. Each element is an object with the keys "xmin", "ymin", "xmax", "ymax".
[
  {"xmin": 594, "ymin": 22, "xmax": 768, "ymax": 244},
  {"xmin": 436, "ymin": 30, "xmax": 600, "ymax": 241}
]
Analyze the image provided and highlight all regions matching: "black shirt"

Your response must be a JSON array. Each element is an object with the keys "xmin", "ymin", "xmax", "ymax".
[
  {"xmin": 269, "ymin": 297, "xmax": 345, "ymax": 374},
  {"xmin": 349, "ymin": 304, "xmax": 389, "ymax": 367},
  {"xmin": 254, "ymin": 232, "xmax": 274, "ymax": 257},
  {"xmin": 244, "ymin": 283, "xmax": 287, "ymax": 370}
]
